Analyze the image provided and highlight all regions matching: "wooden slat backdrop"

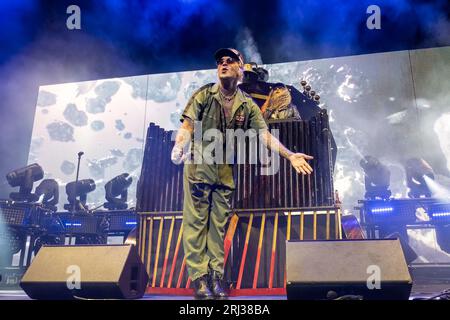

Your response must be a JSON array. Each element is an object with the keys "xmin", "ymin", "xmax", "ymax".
[
  {"xmin": 137, "ymin": 113, "xmax": 335, "ymax": 213},
  {"xmin": 138, "ymin": 207, "xmax": 342, "ymax": 296},
  {"xmin": 136, "ymin": 113, "xmax": 337, "ymax": 295}
]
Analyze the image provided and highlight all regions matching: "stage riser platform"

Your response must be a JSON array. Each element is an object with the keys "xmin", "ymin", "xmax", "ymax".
[{"xmin": 138, "ymin": 208, "xmax": 342, "ymax": 295}]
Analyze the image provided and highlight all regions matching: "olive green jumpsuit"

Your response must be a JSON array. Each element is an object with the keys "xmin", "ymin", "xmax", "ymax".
[{"xmin": 181, "ymin": 83, "xmax": 268, "ymax": 281}]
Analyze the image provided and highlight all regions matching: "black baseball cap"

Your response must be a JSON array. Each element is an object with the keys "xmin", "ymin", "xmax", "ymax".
[{"xmin": 214, "ymin": 48, "xmax": 244, "ymax": 65}]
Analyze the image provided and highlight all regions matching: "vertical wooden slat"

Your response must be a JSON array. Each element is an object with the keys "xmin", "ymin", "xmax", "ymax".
[
  {"xmin": 160, "ymin": 216, "xmax": 175, "ymax": 287},
  {"xmin": 284, "ymin": 211, "xmax": 291, "ymax": 288},
  {"xmin": 139, "ymin": 215, "xmax": 147, "ymax": 263},
  {"xmin": 252, "ymin": 213, "xmax": 266, "ymax": 289},
  {"xmin": 269, "ymin": 212, "xmax": 279, "ymax": 289},
  {"xmin": 300, "ymin": 211, "xmax": 304, "ymax": 240},
  {"xmin": 137, "ymin": 215, "xmax": 142, "ymax": 258},
  {"xmin": 176, "ymin": 256, "xmax": 187, "ymax": 289},
  {"xmin": 236, "ymin": 214, "xmax": 254, "ymax": 289},
  {"xmin": 224, "ymin": 214, "xmax": 239, "ymax": 266},
  {"xmin": 145, "ymin": 218, "xmax": 153, "ymax": 278},
  {"xmin": 151, "ymin": 128, "xmax": 162, "ymax": 211},
  {"xmin": 186, "ymin": 276, "xmax": 191, "ymax": 289},
  {"xmin": 313, "ymin": 211, "xmax": 317, "ymax": 240},
  {"xmin": 159, "ymin": 132, "xmax": 168, "ymax": 211},
  {"xmin": 287, "ymin": 212, "xmax": 291, "ymax": 241},
  {"xmin": 168, "ymin": 221, "xmax": 183, "ymax": 288},
  {"xmin": 335, "ymin": 208, "xmax": 339, "ymax": 239},
  {"xmin": 152, "ymin": 217, "xmax": 164, "ymax": 287},
  {"xmin": 326, "ymin": 210, "xmax": 331, "ymax": 240}
]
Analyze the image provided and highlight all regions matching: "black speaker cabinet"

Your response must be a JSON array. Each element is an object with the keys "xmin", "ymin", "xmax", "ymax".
[
  {"xmin": 286, "ymin": 239, "xmax": 412, "ymax": 300},
  {"xmin": 20, "ymin": 244, "xmax": 149, "ymax": 299}
]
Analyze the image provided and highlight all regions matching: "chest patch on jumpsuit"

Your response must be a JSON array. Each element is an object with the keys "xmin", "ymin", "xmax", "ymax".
[{"xmin": 235, "ymin": 112, "xmax": 245, "ymax": 126}]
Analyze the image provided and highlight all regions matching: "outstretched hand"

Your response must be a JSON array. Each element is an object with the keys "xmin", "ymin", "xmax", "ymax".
[{"xmin": 288, "ymin": 153, "xmax": 314, "ymax": 175}]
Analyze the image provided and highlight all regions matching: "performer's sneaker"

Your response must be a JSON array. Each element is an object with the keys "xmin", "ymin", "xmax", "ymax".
[
  {"xmin": 209, "ymin": 270, "xmax": 228, "ymax": 299},
  {"xmin": 193, "ymin": 275, "xmax": 214, "ymax": 300}
]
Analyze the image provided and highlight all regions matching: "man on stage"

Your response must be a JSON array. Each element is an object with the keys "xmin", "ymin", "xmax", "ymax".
[{"xmin": 171, "ymin": 48, "xmax": 313, "ymax": 299}]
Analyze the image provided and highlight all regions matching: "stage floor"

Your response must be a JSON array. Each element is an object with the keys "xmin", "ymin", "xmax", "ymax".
[
  {"xmin": 0, "ymin": 290, "xmax": 286, "ymax": 300},
  {"xmin": 1, "ymin": 264, "xmax": 449, "ymax": 300},
  {"xmin": 0, "ymin": 283, "xmax": 449, "ymax": 300}
]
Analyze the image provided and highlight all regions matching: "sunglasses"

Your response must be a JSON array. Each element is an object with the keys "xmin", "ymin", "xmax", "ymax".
[{"xmin": 216, "ymin": 57, "xmax": 238, "ymax": 66}]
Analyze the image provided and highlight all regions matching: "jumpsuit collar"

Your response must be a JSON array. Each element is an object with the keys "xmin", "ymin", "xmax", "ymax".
[{"xmin": 210, "ymin": 83, "xmax": 247, "ymax": 124}]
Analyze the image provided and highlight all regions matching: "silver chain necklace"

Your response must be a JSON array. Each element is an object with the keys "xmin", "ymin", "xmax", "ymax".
[{"xmin": 219, "ymin": 88, "xmax": 237, "ymax": 102}]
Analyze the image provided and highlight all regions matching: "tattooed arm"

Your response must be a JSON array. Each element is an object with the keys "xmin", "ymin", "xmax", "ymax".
[
  {"xmin": 171, "ymin": 118, "xmax": 194, "ymax": 164},
  {"xmin": 260, "ymin": 130, "xmax": 313, "ymax": 175}
]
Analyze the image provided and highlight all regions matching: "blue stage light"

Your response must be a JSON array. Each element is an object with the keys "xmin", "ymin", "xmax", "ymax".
[
  {"xmin": 432, "ymin": 212, "xmax": 450, "ymax": 217},
  {"xmin": 370, "ymin": 207, "xmax": 394, "ymax": 214},
  {"xmin": 428, "ymin": 203, "xmax": 450, "ymax": 221},
  {"xmin": 64, "ymin": 222, "xmax": 82, "ymax": 227}
]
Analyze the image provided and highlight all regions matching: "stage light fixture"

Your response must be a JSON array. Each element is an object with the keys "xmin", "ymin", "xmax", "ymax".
[
  {"xmin": 5, "ymin": 163, "xmax": 44, "ymax": 202},
  {"xmin": 363, "ymin": 199, "xmax": 420, "ymax": 227},
  {"xmin": 242, "ymin": 62, "xmax": 269, "ymax": 83},
  {"xmin": 243, "ymin": 62, "xmax": 259, "ymax": 83},
  {"xmin": 64, "ymin": 179, "xmax": 96, "ymax": 212},
  {"xmin": 255, "ymin": 67, "xmax": 269, "ymax": 82},
  {"xmin": 104, "ymin": 173, "xmax": 133, "ymax": 210},
  {"xmin": 35, "ymin": 179, "xmax": 59, "ymax": 211},
  {"xmin": 404, "ymin": 158, "xmax": 434, "ymax": 198},
  {"xmin": 360, "ymin": 156, "xmax": 391, "ymax": 200}
]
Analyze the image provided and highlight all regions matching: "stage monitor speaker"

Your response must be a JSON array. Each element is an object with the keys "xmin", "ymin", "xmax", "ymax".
[
  {"xmin": 20, "ymin": 244, "xmax": 149, "ymax": 300},
  {"xmin": 286, "ymin": 239, "xmax": 412, "ymax": 300}
]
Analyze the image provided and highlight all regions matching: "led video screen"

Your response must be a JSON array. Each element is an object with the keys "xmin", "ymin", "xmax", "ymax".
[{"xmin": 29, "ymin": 46, "xmax": 450, "ymax": 261}]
